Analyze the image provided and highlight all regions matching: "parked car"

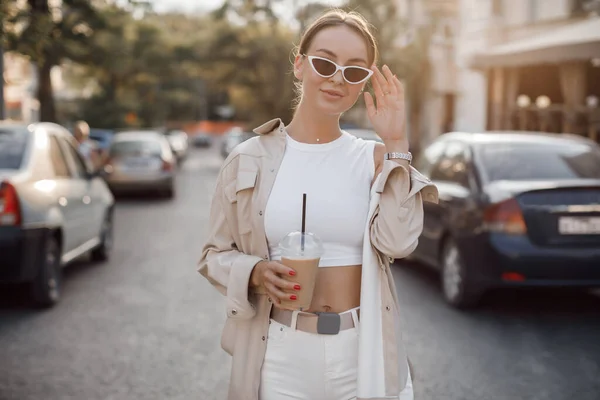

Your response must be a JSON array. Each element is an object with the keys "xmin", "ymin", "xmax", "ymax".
[
  {"xmin": 190, "ymin": 131, "xmax": 213, "ymax": 148},
  {"xmin": 164, "ymin": 129, "xmax": 189, "ymax": 162},
  {"xmin": 221, "ymin": 127, "xmax": 256, "ymax": 159},
  {"xmin": 0, "ymin": 122, "xmax": 115, "ymax": 308},
  {"xmin": 104, "ymin": 131, "xmax": 176, "ymax": 198},
  {"xmin": 411, "ymin": 131, "xmax": 600, "ymax": 308}
]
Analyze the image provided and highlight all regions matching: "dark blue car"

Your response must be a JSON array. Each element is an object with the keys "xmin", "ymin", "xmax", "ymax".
[{"xmin": 411, "ymin": 131, "xmax": 600, "ymax": 308}]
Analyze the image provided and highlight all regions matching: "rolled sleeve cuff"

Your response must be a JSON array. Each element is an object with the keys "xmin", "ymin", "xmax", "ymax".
[
  {"xmin": 374, "ymin": 161, "xmax": 439, "ymax": 204},
  {"xmin": 225, "ymin": 254, "xmax": 264, "ymax": 319},
  {"xmin": 374, "ymin": 160, "xmax": 409, "ymax": 194}
]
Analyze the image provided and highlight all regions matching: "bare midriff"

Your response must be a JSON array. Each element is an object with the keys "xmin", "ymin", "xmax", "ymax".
[{"xmin": 304, "ymin": 265, "xmax": 362, "ymax": 313}]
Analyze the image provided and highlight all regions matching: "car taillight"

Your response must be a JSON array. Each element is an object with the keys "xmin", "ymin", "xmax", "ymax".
[
  {"xmin": 103, "ymin": 158, "xmax": 114, "ymax": 174},
  {"xmin": 483, "ymin": 198, "xmax": 527, "ymax": 235},
  {"xmin": 162, "ymin": 160, "xmax": 174, "ymax": 171},
  {"xmin": 0, "ymin": 181, "xmax": 22, "ymax": 226}
]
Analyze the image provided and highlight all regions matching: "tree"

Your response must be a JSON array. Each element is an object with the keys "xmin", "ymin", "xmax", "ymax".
[
  {"xmin": 3, "ymin": 0, "xmax": 107, "ymax": 122},
  {"xmin": 199, "ymin": 19, "xmax": 297, "ymax": 125}
]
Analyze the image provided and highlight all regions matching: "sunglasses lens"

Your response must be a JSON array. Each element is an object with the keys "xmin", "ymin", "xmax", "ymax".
[
  {"xmin": 344, "ymin": 67, "xmax": 370, "ymax": 83},
  {"xmin": 311, "ymin": 58, "xmax": 337, "ymax": 76}
]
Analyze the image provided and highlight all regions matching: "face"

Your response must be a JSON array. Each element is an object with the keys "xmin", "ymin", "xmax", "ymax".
[{"xmin": 295, "ymin": 25, "xmax": 372, "ymax": 116}]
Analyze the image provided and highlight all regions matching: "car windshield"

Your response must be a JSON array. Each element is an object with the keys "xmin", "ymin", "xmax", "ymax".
[
  {"xmin": 111, "ymin": 139, "xmax": 162, "ymax": 157},
  {"xmin": 478, "ymin": 140, "xmax": 600, "ymax": 182},
  {"xmin": 0, "ymin": 127, "xmax": 29, "ymax": 169}
]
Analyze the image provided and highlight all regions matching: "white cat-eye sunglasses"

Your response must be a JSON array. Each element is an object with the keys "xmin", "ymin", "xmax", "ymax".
[{"xmin": 303, "ymin": 55, "xmax": 373, "ymax": 84}]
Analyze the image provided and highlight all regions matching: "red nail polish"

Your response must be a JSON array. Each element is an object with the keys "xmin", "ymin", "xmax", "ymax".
[
  {"xmin": 290, "ymin": 295, "xmax": 297, "ymax": 300},
  {"xmin": 294, "ymin": 285, "xmax": 301, "ymax": 290},
  {"xmin": 289, "ymin": 270, "xmax": 296, "ymax": 276}
]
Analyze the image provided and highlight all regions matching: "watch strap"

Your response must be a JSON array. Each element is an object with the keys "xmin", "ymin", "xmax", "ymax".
[{"xmin": 384, "ymin": 151, "xmax": 412, "ymax": 163}]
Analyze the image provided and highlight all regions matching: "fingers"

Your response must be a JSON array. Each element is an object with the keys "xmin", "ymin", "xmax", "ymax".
[
  {"xmin": 371, "ymin": 67, "xmax": 387, "ymax": 108},
  {"xmin": 264, "ymin": 281, "xmax": 287, "ymax": 304},
  {"xmin": 265, "ymin": 269, "xmax": 299, "ymax": 292},
  {"xmin": 269, "ymin": 261, "xmax": 295, "ymax": 277},
  {"xmin": 392, "ymin": 73, "xmax": 403, "ymax": 95},
  {"xmin": 364, "ymin": 92, "xmax": 376, "ymax": 118},
  {"xmin": 381, "ymin": 65, "xmax": 398, "ymax": 97},
  {"xmin": 263, "ymin": 261, "xmax": 300, "ymax": 306}
]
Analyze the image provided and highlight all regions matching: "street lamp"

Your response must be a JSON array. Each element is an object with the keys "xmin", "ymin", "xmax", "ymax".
[
  {"xmin": 516, "ymin": 94, "xmax": 531, "ymax": 108},
  {"xmin": 535, "ymin": 95, "xmax": 551, "ymax": 109},
  {"xmin": 536, "ymin": 95, "xmax": 552, "ymax": 131}
]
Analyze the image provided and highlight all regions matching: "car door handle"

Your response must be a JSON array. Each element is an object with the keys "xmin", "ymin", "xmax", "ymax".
[{"xmin": 82, "ymin": 195, "xmax": 91, "ymax": 205}]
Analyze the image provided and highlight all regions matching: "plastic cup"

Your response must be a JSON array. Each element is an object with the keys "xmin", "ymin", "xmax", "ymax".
[{"xmin": 278, "ymin": 231, "xmax": 323, "ymax": 311}]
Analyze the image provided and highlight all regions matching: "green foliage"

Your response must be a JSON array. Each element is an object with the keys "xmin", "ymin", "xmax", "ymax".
[{"xmin": 1, "ymin": 0, "xmax": 434, "ymax": 132}]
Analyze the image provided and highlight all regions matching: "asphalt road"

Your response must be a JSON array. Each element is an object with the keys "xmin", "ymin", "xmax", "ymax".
[{"xmin": 1, "ymin": 144, "xmax": 599, "ymax": 400}]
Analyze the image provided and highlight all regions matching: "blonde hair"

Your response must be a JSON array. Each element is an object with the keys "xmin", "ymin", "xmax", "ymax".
[
  {"xmin": 74, "ymin": 120, "xmax": 90, "ymax": 137},
  {"xmin": 293, "ymin": 9, "xmax": 379, "ymax": 109}
]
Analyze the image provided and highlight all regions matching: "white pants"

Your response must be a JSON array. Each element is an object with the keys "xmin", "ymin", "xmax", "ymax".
[{"xmin": 259, "ymin": 311, "xmax": 414, "ymax": 400}]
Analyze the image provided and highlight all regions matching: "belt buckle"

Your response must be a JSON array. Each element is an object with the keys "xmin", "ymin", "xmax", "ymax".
[{"xmin": 315, "ymin": 312, "xmax": 341, "ymax": 335}]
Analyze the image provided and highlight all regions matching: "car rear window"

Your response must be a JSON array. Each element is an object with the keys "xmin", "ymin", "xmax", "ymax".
[
  {"xmin": 478, "ymin": 141, "xmax": 600, "ymax": 182},
  {"xmin": 110, "ymin": 139, "xmax": 162, "ymax": 156},
  {"xmin": 0, "ymin": 127, "xmax": 29, "ymax": 169}
]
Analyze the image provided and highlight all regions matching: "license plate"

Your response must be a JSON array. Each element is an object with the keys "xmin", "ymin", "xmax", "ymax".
[
  {"xmin": 558, "ymin": 217, "xmax": 600, "ymax": 235},
  {"xmin": 126, "ymin": 159, "xmax": 150, "ymax": 168}
]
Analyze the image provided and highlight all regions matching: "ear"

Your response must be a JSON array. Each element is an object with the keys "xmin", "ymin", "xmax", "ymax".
[{"xmin": 293, "ymin": 54, "xmax": 304, "ymax": 80}]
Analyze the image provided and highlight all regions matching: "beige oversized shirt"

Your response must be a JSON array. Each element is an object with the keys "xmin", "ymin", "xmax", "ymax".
[{"xmin": 198, "ymin": 118, "xmax": 438, "ymax": 400}]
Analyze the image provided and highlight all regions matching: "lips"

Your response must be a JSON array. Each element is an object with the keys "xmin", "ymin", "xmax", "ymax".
[{"xmin": 321, "ymin": 89, "xmax": 344, "ymax": 98}]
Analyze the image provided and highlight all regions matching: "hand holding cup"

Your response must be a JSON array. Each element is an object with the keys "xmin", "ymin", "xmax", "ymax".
[{"xmin": 251, "ymin": 260, "xmax": 301, "ymax": 309}]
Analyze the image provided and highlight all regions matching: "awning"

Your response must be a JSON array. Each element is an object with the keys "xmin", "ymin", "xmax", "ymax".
[{"xmin": 469, "ymin": 17, "xmax": 600, "ymax": 68}]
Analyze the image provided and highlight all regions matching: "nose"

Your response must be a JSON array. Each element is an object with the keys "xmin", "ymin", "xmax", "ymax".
[{"xmin": 329, "ymin": 69, "xmax": 344, "ymax": 84}]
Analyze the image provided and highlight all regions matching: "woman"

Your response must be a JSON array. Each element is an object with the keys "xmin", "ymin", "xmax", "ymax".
[{"xmin": 198, "ymin": 9, "xmax": 438, "ymax": 400}]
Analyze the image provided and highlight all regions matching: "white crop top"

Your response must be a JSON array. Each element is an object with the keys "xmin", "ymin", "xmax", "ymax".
[{"xmin": 264, "ymin": 130, "xmax": 376, "ymax": 267}]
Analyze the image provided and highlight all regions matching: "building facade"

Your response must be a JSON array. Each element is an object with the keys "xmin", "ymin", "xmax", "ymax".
[
  {"xmin": 465, "ymin": 0, "xmax": 600, "ymax": 143},
  {"xmin": 398, "ymin": 0, "xmax": 600, "ymax": 146}
]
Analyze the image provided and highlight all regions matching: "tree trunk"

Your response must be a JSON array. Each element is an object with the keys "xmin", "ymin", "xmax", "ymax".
[{"xmin": 37, "ymin": 60, "xmax": 56, "ymax": 122}]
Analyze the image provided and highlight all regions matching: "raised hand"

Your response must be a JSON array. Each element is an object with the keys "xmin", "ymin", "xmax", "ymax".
[{"xmin": 363, "ymin": 65, "xmax": 407, "ymax": 145}]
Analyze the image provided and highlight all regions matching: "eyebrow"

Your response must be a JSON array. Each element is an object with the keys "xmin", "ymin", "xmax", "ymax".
[{"xmin": 314, "ymin": 48, "xmax": 368, "ymax": 65}]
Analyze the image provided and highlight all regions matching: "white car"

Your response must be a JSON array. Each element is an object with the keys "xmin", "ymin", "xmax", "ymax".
[{"xmin": 0, "ymin": 122, "xmax": 115, "ymax": 308}]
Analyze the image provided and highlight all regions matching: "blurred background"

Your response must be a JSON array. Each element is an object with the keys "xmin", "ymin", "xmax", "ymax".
[{"xmin": 1, "ymin": 1, "xmax": 600, "ymax": 400}]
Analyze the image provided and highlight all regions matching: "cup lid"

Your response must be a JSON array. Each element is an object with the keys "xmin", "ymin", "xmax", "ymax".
[{"xmin": 279, "ymin": 231, "xmax": 323, "ymax": 258}]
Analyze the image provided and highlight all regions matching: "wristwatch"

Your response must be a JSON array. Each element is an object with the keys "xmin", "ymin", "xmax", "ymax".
[{"xmin": 384, "ymin": 151, "xmax": 412, "ymax": 163}]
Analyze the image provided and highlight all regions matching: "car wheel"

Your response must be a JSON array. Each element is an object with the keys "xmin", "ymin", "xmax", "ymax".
[
  {"xmin": 441, "ymin": 238, "xmax": 482, "ymax": 309},
  {"xmin": 30, "ymin": 236, "xmax": 62, "ymax": 308},
  {"xmin": 91, "ymin": 212, "xmax": 113, "ymax": 262}
]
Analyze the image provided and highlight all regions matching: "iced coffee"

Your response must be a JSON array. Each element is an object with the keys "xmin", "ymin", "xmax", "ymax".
[{"xmin": 278, "ymin": 231, "xmax": 323, "ymax": 311}]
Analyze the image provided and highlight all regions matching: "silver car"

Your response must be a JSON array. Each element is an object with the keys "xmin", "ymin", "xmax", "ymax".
[
  {"xmin": 104, "ymin": 131, "xmax": 176, "ymax": 198},
  {"xmin": 0, "ymin": 122, "xmax": 115, "ymax": 308}
]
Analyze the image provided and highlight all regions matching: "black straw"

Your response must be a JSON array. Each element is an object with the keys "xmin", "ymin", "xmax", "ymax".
[{"xmin": 301, "ymin": 193, "xmax": 307, "ymax": 251}]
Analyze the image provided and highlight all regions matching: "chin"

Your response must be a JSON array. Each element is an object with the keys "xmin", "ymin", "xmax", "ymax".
[{"xmin": 315, "ymin": 97, "xmax": 353, "ymax": 117}]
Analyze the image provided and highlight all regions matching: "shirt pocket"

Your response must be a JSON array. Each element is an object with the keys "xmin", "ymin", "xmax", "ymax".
[{"xmin": 224, "ymin": 169, "xmax": 258, "ymax": 235}]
